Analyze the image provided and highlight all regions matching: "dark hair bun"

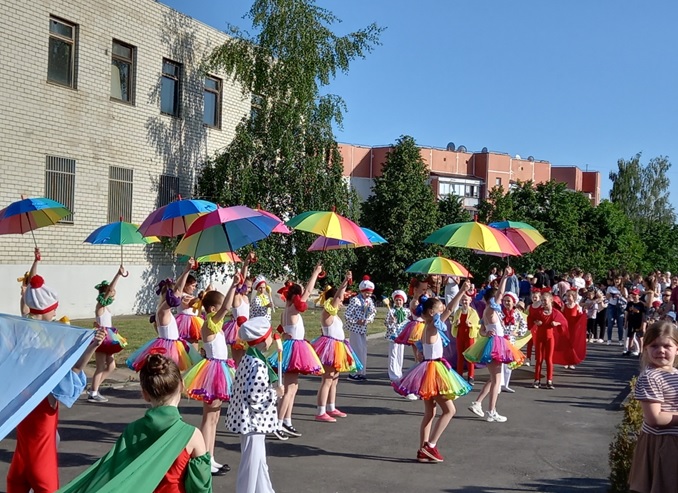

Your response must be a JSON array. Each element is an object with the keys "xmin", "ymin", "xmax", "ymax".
[{"xmin": 145, "ymin": 354, "xmax": 169, "ymax": 376}]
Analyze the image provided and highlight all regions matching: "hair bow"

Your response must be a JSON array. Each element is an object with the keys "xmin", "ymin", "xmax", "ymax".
[
  {"xmin": 277, "ymin": 281, "xmax": 294, "ymax": 302},
  {"xmin": 155, "ymin": 278, "xmax": 174, "ymax": 295}
]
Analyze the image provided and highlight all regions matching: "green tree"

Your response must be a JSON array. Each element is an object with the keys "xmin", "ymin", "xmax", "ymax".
[
  {"xmin": 196, "ymin": 0, "xmax": 383, "ymax": 282},
  {"xmin": 358, "ymin": 135, "xmax": 440, "ymax": 293}
]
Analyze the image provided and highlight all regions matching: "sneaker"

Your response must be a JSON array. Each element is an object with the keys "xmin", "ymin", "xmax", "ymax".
[
  {"xmin": 315, "ymin": 413, "xmax": 337, "ymax": 423},
  {"xmin": 421, "ymin": 444, "xmax": 444, "ymax": 462},
  {"xmin": 468, "ymin": 401, "xmax": 484, "ymax": 418},
  {"xmin": 467, "ymin": 377, "xmax": 475, "ymax": 386},
  {"xmin": 347, "ymin": 374, "xmax": 362, "ymax": 382},
  {"xmin": 501, "ymin": 386, "xmax": 515, "ymax": 394},
  {"xmin": 357, "ymin": 374, "xmax": 368, "ymax": 381},
  {"xmin": 631, "ymin": 351, "xmax": 640, "ymax": 357},
  {"xmin": 327, "ymin": 409, "xmax": 347, "ymax": 418},
  {"xmin": 532, "ymin": 380, "xmax": 540, "ymax": 389},
  {"xmin": 271, "ymin": 429, "xmax": 289, "ymax": 441},
  {"xmin": 405, "ymin": 393, "xmax": 419, "ymax": 401},
  {"xmin": 569, "ymin": 365, "xmax": 576, "ymax": 370},
  {"xmin": 282, "ymin": 423, "xmax": 302, "ymax": 437},
  {"xmin": 546, "ymin": 381, "xmax": 555, "ymax": 390},
  {"xmin": 524, "ymin": 361, "xmax": 531, "ymax": 367},
  {"xmin": 622, "ymin": 351, "xmax": 630, "ymax": 357},
  {"xmin": 486, "ymin": 410, "xmax": 507, "ymax": 423},
  {"xmin": 416, "ymin": 449, "xmax": 431, "ymax": 463},
  {"xmin": 87, "ymin": 393, "xmax": 109, "ymax": 403},
  {"xmin": 619, "ymin": 341, "xmax": 624, "ymax": 346},
  {"xmin": 606, "ymin": 340, "xmax": 611, "ymax": 346},
  {"xmin": 597, "ymin": 339, "xmax": 604, "ymax": 343}
]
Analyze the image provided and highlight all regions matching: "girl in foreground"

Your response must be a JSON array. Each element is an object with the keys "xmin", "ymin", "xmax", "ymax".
[{"xmin": 58, "ymin": 354, "xmax": 212, "ymax": 492}]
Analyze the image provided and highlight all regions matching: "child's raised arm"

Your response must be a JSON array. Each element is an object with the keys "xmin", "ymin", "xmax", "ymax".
[
  {"xmin": 109, "ymin": 265, "xmax": 126, "ymax": 292},
  {"xmin": 495, "ymin": 274, "xmax": 508, "ymax": 304},
  {"xmin": 173, "ymin": 259, "xmax": 195, "ymax": 294},
  {"xmin": 28, "ymin": 248, "xmax": 40, "ymax": 280},
  {"xmin": 331, "ymin": 271, "xmax": 352, "ymax": 309},
  {"xmin": 216, "ymin": 280, "xmax": 238, "ymax": 323},
  {"xmin": 301, "ymin": 262, "xmax": 323, "ymax": 302},
  {"xmin": 442, "ymin": 280, "xmax": 471, "ymax": 322}
]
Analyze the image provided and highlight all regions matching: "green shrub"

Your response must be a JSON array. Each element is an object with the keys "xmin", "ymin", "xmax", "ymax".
[{"xmin": 608, "ymin": 377, "xmax": 644, "ymax": 493}]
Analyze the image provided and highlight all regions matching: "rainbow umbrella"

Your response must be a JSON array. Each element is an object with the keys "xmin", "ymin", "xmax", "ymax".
[
  {"xmin": 0, "ymin": 197, "xmax": 71, "ymax": 247},
  {"xmin": 286, "ymin": 210, "xmax": 369, "ymax": 244},
  {"xmin": 85, "ymin": 220, "xmax": 160, "ymax": 264},
  {"xmin": 307, "ymin": 227, "xmax": 386, "ymax": 251},
  {"xmin": 489, "ymin": 221, "xmax": 546, "ymax": 254},
  {"xmin": 406, "ymin": 256, "xmax": 472, "ymax": 277},
  {"xmin": 424, "ymin": 221, "xmax": 522, "ymax": 257},
  {"xmin": 138, "ymin": 199, "xmax": 217, "ymax": 237},
  {"xmin": 175, "ymin": 206, "xmax": 278, "ymax": 257},
  {"xmin": 255, "ymin": 207, "xmax": 291, "ymax": 234},
  {"xmin": 178, "ymin": 252, "xmax": 242, "ymax": 263}
]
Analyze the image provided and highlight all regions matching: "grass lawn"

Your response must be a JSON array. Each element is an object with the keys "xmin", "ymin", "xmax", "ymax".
[{"xmin": 73, "ymin": 307, "xmax": 388, "ymax": 365}]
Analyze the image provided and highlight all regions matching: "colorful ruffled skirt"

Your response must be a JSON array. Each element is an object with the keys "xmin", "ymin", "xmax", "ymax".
[
  {"xmin": 183, "ymin": 357, "xmax": 236, "ymax": 403},
  {"xmin": 311, "ymin": 335, "xmax": 363, "ymax": 373},
  {"xmin": 221, "ymin": 319, "xmax": 248, "ymax": 350},
  {"xmin": 393, "ymin": 358, "xmax": 471, "ymax": 400},
  {"xmin": 126, "ymin": 337, "xmax": 202, "ymax": 372},
  {"xmin": 96, "ymin": 327, "xmax": 128, "ymax": 355},
  {"xmin": 463, "ymin": 335, "xmax": 526, "ymax": 365},
  {"xmin": 269, "ymin": 339, "xmax": 324, "ymax": 375},
  {"xmin": 393, "ymin": 320, "xmax": 424, "ymax": 345},
  {"xmin": 176, "ymin": 313, "xmax": 203, "ymax": 342}
]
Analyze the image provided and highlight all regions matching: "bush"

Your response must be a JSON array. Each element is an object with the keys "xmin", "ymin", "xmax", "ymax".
[{"xmin": 608, "ymin": 377, "xmax": 643, "ymax": 493}]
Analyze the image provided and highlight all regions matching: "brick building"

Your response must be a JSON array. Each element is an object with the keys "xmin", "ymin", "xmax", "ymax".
[
  {"xmin": 339, "ymin": 143, "xmax": 601, "ymax": 208},
  {"xmin": 0, "ymin": 0, "xmax": 250, "ymax": 317}
]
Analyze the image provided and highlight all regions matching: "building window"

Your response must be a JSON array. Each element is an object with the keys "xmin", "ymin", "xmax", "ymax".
[
  {"xmin": 45, "ymin": 156, "xmax": 75, "ymax": 223},
  {"xmin": 203, "ymin": 76, "xmax": 222, "ymax": 128},
  {"xmin": 108, "ymin": 166, "xmax": 133, "ymax": 223},
  {"xmin": 250, "ymin": 94, "xmax": 263, "ymax": 123},
  {"xmin": 495, "ymin": 177, "xmax": 502, "ymax": 186},
  {"xmin": 158, "ymin": 174, "xmax": 179, "ymax": 207},
  {"xmin": 465, "ymin": 185, "xmax": 478, "ymax": 198},
  {"xmin": 48, "ymin": 17, "xmax": 77, "ymax": 88},
  {"xmin": 111, "ymin": 40, "xmax": 135, "ymax": 103},
  {"xmin": 161, "ymin": 59, "xmax": 181, "ymax": 116}
]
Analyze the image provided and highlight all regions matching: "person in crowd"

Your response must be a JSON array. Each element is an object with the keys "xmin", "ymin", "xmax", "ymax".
[
  {"xmin": 384, "ymin": 289, "xmax": 412, "ymax": 394},
  {"xmin": 606, "ymin": 276, "xmax": 628, "ymax": 346},
  {"xmin": 345, "ymin": 276, "xmax": 377, "ymax": 381}
]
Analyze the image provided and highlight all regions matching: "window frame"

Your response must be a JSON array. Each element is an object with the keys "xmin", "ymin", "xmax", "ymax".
[
  {"xmin": 108, "ymin": 166, "xmax": 134, "ymax": 223},
  {"xmin": 158, "ymin": 174, "xmax": 179, "ymax": 207},
  {"xmin": 203, "ymin": 75, "xmax": 222, "ymax": 129},
  {"xmin": 110, "ymin": 39, "xmax": 136, "ymax": 104},
  {"xmin": 160, "ymin": 59, "xmax": 182, "ymax": 117},
  {"xmin": 45, "ymin": 155, "xmax": 76, "ymax": 224},
  {"xmin": 47, "ymin": 16, "xmax": 77, "ymax": 88}
]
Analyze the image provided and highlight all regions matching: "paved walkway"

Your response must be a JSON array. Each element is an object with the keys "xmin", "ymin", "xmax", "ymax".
[{"xmin": 0, "ymin": 338, "xmax": 638, "ymax": 493}]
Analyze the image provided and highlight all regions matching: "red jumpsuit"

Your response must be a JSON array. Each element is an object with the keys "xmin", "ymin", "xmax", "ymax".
[
  {"xmin": 455, "ymin": 313, "xmax": 475, "ymax": 379},
  {"xmin": 7, "ymin": 398, "xmax": 59, "ymax": 493},
  {"xmin": 533, "ymin": 308, "xmax": 568, "ymax": 382},
  {"xmin": 526, "ymin": 304, "xmax": 541, "ymax": 360}
]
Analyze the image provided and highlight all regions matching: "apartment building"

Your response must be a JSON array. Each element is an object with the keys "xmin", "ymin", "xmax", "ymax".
[
  {"xmin": 0, "ymin": 0, "xmax": 250, "ymax": 317},
  {"xmin": 339, "ymin": 143, "xmax": 601, "ymax": 208}
]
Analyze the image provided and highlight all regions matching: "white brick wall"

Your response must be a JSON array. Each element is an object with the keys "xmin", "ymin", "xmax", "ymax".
[{"xmin": 0, "ymin": 0, "xmax": 250, "ymax": 316}]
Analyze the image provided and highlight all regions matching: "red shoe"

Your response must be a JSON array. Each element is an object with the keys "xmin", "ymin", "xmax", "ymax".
[
  {"xmin": 314, "ymin": 413, "xmax": 337, "ymax": 423},
  {"xmin": 416, "ymin": 449, "xmax": 431, "ymax": 463},
  {"xmin": 327, "ymin": 409, "xmax": 347, "ymax": 418},
  {"xmin": 421, "ymin": 443, "xmax": 444, "ymax": 463}
]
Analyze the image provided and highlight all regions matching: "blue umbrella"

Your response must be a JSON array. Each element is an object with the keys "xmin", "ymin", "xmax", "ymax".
[{"xmin": 85, "ymin": 220, "xmax": 159, "ymax": 264}]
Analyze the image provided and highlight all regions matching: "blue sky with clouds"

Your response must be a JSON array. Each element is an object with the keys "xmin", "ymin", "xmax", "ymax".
[{"xmin": 163, "ymin": 0, "xmax": 678, "ymax": 206}]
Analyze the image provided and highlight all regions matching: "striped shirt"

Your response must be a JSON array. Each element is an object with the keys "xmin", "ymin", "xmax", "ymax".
[{"xmin": 635, "ymin": 367, "xmax": 678, "ymax": 436}]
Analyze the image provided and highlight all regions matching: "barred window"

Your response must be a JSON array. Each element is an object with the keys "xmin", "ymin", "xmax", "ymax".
[
  {"xmin": 45, "ymin": 156, "xmax": 75, "ymax": 223},
  {"xmin": 108, "ymin": 166, "xmax": 133, "ymax": 223},
  {"xmin": 111, "ymin": 40, "xmax": 135, "ymax": 103},
  {"xmin": 48, "ymin": 17, "xmax": 77, "ymax": 88},
  {"xmin": 158, "ymin": 174, "xmax": 179, "ymax": 207}
]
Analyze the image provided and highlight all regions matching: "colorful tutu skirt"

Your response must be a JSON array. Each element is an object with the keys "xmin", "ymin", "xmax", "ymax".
[
  {"xmin": 183, "ymin": 358, "xmax": 235, "ymax": 403},
  {"xmin": 311, "ymin": 335, "xmax": 363, "ymax": 373},
  {"xmin": 269, "ymin": 339, "xmax": 324, "ymax": 375},
  {"xmin": 176, "ymin": 313, "xmax": 203, "ymax": 342},
  {"xmin": 96, "ymin": 327, "xmax": 127, "ymax": 355},
  {"xmin": 126, "ymin": 337, "xmax": 202, "ymax": 372},
  {"xmin": 393, "ymin": 320, "xmax": 424, "ymax": 345},
  {"xmin": 393, "ymin": 358, "xmax": 471, "ymax": 400},
  {"xmin": 463, "ymin": 335, "xmax": 526, "ymax": 365}
]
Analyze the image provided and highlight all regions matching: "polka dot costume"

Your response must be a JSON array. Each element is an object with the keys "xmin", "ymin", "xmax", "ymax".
[{"xmin": 226, "ymin": 354, "xmax": 278, "ymax": 434}]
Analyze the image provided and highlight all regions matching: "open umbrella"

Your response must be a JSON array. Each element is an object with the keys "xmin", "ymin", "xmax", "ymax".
[
  {"xmin": 138, "ymin": 199, "xmax": 217, "ymax": 237},
  {"xmin": 406, "ymin": 256, "xmax": 472, "ymax": 277},
  {"xmin": 255, "ymin": 207, "xmax": 291, "ymax": 234},
  {"xmin": 0, "ymin": 197, "xmax": 71, "ymax": 248},
  {"xmin": 488, "ymin": 221, "xmax": 546, "ymax": 254},
  {"xmin": 85, "ymin": 219, "xmax": 159, "ymax": 264},
  {"xmin": 175, "ymin": 206, "xmax": 279, "ymax": 258},
  {"xmin": 307, "ymin": 227, "xmax": 386, "ymax": 251},
  {"xmin": 178, "ymin": 252, "xmax": 242, "ymax": 263},
  {"xmin": 286, "ymin": 209, "xmax": 369, "ymax": 245},
  {"xmin": 424, "ymin": 221, "xmax": 522, "ymax": 257}
]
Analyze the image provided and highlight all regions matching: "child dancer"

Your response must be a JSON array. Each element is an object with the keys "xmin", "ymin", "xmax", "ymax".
[
  {"xmin": 499, "ymin": 289, "xmax": 528, "ymax": 393},
  {"xmin": 449, "ymin": 283, "xmax": 480, "ymax": 385},
  {"xmin": 394, "ymin": 297, "xmax": 471, "ymax": 463},
  {"xmin": 624, "ymin": 289, "xmax": 646, "ymax": 357},
  {"xmin": 558, "ymin": 289, "xmax": 588, "ymax": 370},
  {"xmin": 628, "ymin": 321, "xmax": 678, "ymax": 493},
  {"xmin": 270, "ymin": 263, "xmax": 324, "ymax": 438},
  {"xmin": 313, "ymin": 272, "xmax": 363, "ymax": 422},
  {"xmin": 582, "ymin": 288, "xmax": 599, "ymax": 342},
  {"xmin": 227, "ymin": 317, "xmax": 283, "ymax": 493},
  {"xmin": 532, "ymin": 292, "xmax": 568, "ymax": 389},
  {"xmin": 23, "ymin": 248, "xmax": 60, "ymax": 322},
  {"xmin": 222, "ymin": 254, "xmax": 254, "ymax": 365},
  {"xmin": 384, "ymin": 290, "xmax": 410, "ymax": 384},
  {"xmin": 127, "ymin": 260, "xmax": 200, "ymax": 372},
  {"xmin": 525, "ymin": 289, "xmax": 544, "ymax": 366},
  {"xmin": 464, "ymin": 276, "xmax": 525, "ymax": 422},
  {"xmin": 176, "ymin": 274, "xmax": 204, "ymax": 348},
  {"xmin": 250, "ymin": 275, "xmax": 274, "ymax": 321},
  {"xmin": 345, "ymin": 275, "xmax": 377, "ymax": 381},
  {"xmin": 183, "ymin": 283, "xmax": 237, "ymax": 475},
  {"xmin": 394, "ymin": 279, "xmax": 429, "ymax": 355},
  {"xmin": 58, "ymin": 354, "xmax": 212, "ymax": 493},
  {"xmin": 88, "ymin": 265, "xmax": 128, "ymax": 403}
]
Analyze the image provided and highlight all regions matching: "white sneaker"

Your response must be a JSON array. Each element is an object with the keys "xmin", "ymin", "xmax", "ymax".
[
  {"xmin": 597, "ymin": 339, "xmax": 604, "ymax": 343},
  {"xmin": 524, "ymin": 361, "xmax": 531, "ymax": 366},
  {"xmin": 405, "ymin": 393, "xmax": 418, "ymax": 401},
  {"xmin": 501, "ymin": 386, "xmax": 515, "ymax": 393},
  {"xmin": 619, "ymin": 341, "xmax": 624, "ymax": 346},
  {"xmin": 468, "ymin": 401, "xmax": 484, "ymax": 417},
  {"xmin": 606, "ymin": 340, "xmax": 611, "ymax": 346},
  {"xmin": 631, "ymin": 351, "xmax": 640, "ymax": 357},
  {"xmin": 486, "ymin": 410, "xmax": 507, "ymax": 423}
]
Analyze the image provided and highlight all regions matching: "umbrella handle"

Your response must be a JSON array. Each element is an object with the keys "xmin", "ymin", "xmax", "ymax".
[{"xmin": 318, "ymin": 271, "xmax": 326, "ymax": 279}]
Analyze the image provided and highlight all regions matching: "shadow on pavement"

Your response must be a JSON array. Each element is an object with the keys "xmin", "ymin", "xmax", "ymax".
[{"xmin": 444, "ymin": 476, "xmax": 608, "ymax": 492}]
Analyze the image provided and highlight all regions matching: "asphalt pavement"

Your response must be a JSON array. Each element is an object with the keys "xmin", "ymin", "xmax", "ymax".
[{"xmin": 0, "ymin": 336, "xmax": 638, "ymax": 493}]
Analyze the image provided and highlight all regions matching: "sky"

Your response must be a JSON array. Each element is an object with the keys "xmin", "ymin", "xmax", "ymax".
[{"xmin": 163, "ymin": 0, "xmax": 678, "ymax": 206}]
